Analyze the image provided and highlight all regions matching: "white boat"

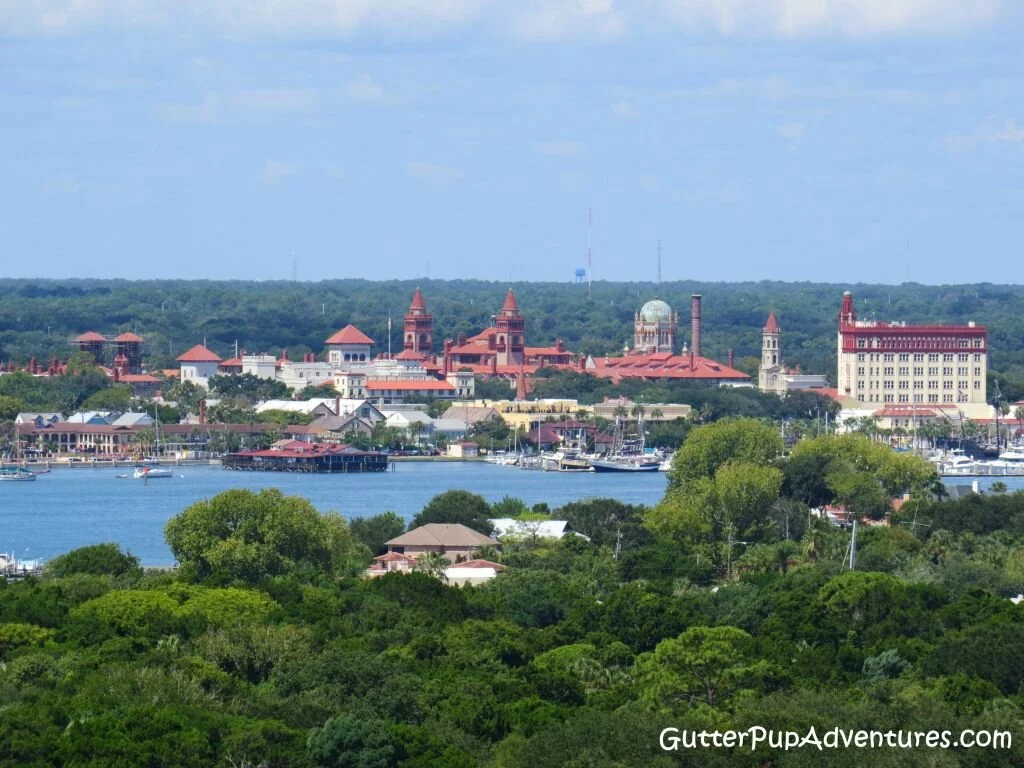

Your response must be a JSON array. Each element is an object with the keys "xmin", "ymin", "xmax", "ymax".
[
  {"xmin": 659, "ymin": 454, "xmax": 674, "ymax": 472},
  {"xmin": 133, "ymin": 466, "xmax": 174, "ymax": 479},
  {"xmin": 0, "ymin": 467, "xmax": 37, "ymax": 482}
]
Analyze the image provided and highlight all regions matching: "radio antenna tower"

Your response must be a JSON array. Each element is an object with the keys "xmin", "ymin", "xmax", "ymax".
[
  {"xmin": 587, "ymin": 207, "xmax": 593, "ymax": 300},
  {"xmin": 657, "ymin": 240, "xmax": 662, "ymax": 284}
]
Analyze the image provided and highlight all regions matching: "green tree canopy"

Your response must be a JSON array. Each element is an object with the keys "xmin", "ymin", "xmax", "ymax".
[
  {"xmin": 667, "ymin": 418, "xmax": 784, "ymax": 488},
  {"xmin": 164, "ymin": 488, "xmax": 367, "ymax": 582},
  {"xmin": 46, "ymin": 543, "xmax": 142, "ymax": 579},
  {"xmin": 350, "ymin": 512, "xmax": 407, "ymax": 556},
  {"xmin": 410, "ymin": 490, "xmax": 495, "ymax": 535}
]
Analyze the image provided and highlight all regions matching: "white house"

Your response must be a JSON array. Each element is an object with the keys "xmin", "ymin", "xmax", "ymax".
[
  {"xmin": 177, "ymin": 345, "xmax": 222, "ymax": 388},
  {"xmin": 324, "ymin": 325, "xmax": 374, "ymax": 364}
]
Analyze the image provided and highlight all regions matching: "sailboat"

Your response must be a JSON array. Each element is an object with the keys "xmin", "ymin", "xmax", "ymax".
[
  {"xmin": 589, "ymin": 413, "xmax": 661, "ymax": 473},
  {"xmin": 1, "ymin": 423, "xmax": 39, "ymax": 480},
  {"xmin": 133, "ymin": 406, "xmax": 174, "ymax": 478}
]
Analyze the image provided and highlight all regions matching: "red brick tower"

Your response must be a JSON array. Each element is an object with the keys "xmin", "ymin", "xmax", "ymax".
[
  {"xmin": 494, "ymin": 288, "xmax": 525, "ymax": 366},
  {"xmin": 403, "ymin": 288, "xmax": 433, "ymax": 354}
]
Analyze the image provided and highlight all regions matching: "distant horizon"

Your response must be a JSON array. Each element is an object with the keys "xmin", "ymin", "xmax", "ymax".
[{"xmin": 1, "ymin": 275, "xmax": 1022, "ymax": 290}]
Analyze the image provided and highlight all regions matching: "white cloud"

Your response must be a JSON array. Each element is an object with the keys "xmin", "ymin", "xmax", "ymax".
[
  {"xmin": 945, "ymin": 117, "xmax": 1024, "ymax": 151},
  {"xmin": 0, "ymin": 0, "xmax": 1004, "ymax": 38},
  {"xmin": 233, "ymin": 88, "xmax": 317, "ymax": 111},
  {"xmin": 407, "ymin": 161, "xmax": 462, "ymax": 183},
  {"xmin": 610, "ymin": 101, "xmax": 636, "ymax": 120},
  {"xmin": 263, "ymin": 160, "xmax": 298, "ymax": 185},
  {"xmin": 778, "ymin": 122, "xmax": 805, "ymax": 140},
  {"xmin": 659, "ymin": 0, "xmax": 1003, "ymax": 37},
  {"xmin": 344, "ymin": 75, "xmax": 385, "ymax": 104},
  {"xmin": 534, "ymin": 141, "xmax": 584, "ymax": 157},
  {"xmin": 512, "ymin": 0, "xmax": 625, "ymax": 41}
]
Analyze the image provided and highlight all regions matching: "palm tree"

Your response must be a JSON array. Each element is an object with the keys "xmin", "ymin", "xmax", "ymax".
[
  {"xmin": 650, "ymin": 408, "xmax": 664, "ymax": 422},
  {"xmin": 414, "ymin": 551, "xmax": 449, "ymax": 581},
  {"xmin": 1015, "ymin": 406, "xmax": 1024, "ymax": 442}
]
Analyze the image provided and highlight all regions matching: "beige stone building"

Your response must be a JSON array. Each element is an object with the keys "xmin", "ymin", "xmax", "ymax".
[{"xmin": 836, "ymin": 292, "xmax": 988, "ymax": 407}]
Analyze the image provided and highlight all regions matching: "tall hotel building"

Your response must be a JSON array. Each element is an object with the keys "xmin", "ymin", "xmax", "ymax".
[{"xmin": 837, "ymin": 292, "xmax": 987, "ymax": 406}]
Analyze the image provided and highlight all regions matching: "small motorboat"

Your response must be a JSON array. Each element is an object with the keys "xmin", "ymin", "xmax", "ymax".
[{"xmin": 133, "ymin": 466, "xmax": 174, "ymax": 479}]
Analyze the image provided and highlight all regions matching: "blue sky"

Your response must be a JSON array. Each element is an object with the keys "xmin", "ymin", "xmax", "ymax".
[{"xmin": 2, "ymin": 1, "xmax": 1022, "ymax": 283}]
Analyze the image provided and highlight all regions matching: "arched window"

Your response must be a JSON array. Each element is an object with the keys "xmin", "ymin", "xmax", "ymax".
[
  {"xmin": 344, "ymin": 353, "xmax": 351, "ymax": 361},
  {"xmin": 419, "ymin": 333, "xmax": 427, "ymax": 345}
]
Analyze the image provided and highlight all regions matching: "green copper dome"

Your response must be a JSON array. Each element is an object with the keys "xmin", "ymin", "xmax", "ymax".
[{"xmin": 639, "ymin": 299, "xmax": 673, "ymax": 323}]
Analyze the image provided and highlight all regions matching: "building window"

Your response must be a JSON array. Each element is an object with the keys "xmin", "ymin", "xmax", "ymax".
[
  {"xmin": 943, "ymin": 354, "xmax": 953, "ymax": 362},
  {"xmin": 898, "ymin": 394, "xmax": 909, "ymax": 403},
  {"xmin": 857, "ymin": 367, "xmax": 865, "ymax": 375},
  {"xmin": 884, "ymin": 394, "xmax": 894, "ymax": 403},
  {"xmin": 857, "ymin": 381, "xmax": 865, "ymax": 389},
  {"xmin": 974, "ymin": 367, "xmax": 981, "ymax": 376},
  {"xmin": 958, "ymin": 381, "xmax": 968, "ymax": 390},
  {"xmin": 957, "ymin": 367, "xmax": 967, "ymax": 376},
  {"xmin": 857, "ymin": 353, "xmax": 865, "ymax": 362},
  {"xmin": 974, "ymin": 353, "xmax": 982, "ymax": 362},
  {"xmin": 928, "ymin": 380, "xmax": 938, "ymax": 389},
  {"xmin": 928, "ymin": 394, "xmax": 939, "ymax": 403},
  {"xmin": 884, "ymin": 353, "xmax": 894, "ymax": 362},
  {"xmin": 898, "ymin": 381, "xmax": 909, "ymax": 389},
  {"xmin": 943, "ymin": 394, "xmax": 953, "ymax": 403},
  {"xmin": 928, "ymin": 354, "xmax": 938, "ymax": 362},
  {"xmin": 913, "ymin": 381, "xmax": 923, "ymax": 389},
  {"xmin": 943, "ymin": 367, "xmax": 953, "ymax": 376},
  {"xmin": 958, "ymin": 354, "xmax": 968, "ymax": 362},
  {"xmin": 943, "ymin": 381, "xmax": 953, "ymax": 389},
  {"xmin": 899, "ymin": 353, "xmax": 908, "ymax": 362},
  {"xmin": 974, "ymin": 339, "xmax": 983, "ymax": 348},
  {"xmin": 913, "ymin": 394, "xmax": 924, "ymax": 403},
  {"xmin": 857, "ymin": 338, "xmax": 866, "ymax": 348},
  {"xmin": 857, "ymin": 395, "xmax": 864, "ymax": 402},
  {"xmin": 913, "ymin": 354, "xmax": 924, "ymax": 362},
  {"xmin": 884, "ymin": 380, "xmax": 894, "ymax": 389},
  {"xmin": 974, "ymin": 381, "xmax": 981, "ymax": 389},
  {"xmin": 899, "ymin": 367, "xmax": 909, "ymax": 375}
]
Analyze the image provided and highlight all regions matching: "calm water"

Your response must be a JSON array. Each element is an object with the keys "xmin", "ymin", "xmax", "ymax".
[{"xmin": 0, "ymin": 463, "xmax": 670, "ymax": 566}]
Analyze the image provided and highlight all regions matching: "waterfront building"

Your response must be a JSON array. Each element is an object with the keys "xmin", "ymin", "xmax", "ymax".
[
  {"xmin": 255, "ymin": 398, "xmax": 385, "ymax": 424},
  {"xmin": 836, "ymin": 291, "xmax": 988, "ymax": 406},
  {"xmin": 758, "ymin": 312, "xmax": 830, "ymax": 395},
  {"xmin": 591, "ymin": 396, "xmax": 692, "ymax": 422}
]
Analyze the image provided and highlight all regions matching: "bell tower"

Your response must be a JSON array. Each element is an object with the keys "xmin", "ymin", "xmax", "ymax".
[
  {"xmin": 494, "ymin": 288, "xmax": 525, "ymax": 366},
  {"xmin": 403, "ymin": 288, "xmax": 432, "ymax": 354},
  {"xmin": 758, "ymin": 312, "xmax": 783, "ymax": 393}
]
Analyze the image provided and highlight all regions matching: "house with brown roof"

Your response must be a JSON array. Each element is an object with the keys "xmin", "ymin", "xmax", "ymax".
[{"xmin": 384, "ymin": 523, "xmax": 498, "ymax": 563}]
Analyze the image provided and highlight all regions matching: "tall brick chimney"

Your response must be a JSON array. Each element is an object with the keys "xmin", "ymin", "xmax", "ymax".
[
  {"xmin": 728, "ymin": 349, "xmax": 735, "ymax": 369},
  {"xmin": 690, "ymin": 294, "xmax": 702, "ymax": 358},
  {"xmin": 199, "ymin": 399, "xmax": 206, "ymax": 425}
]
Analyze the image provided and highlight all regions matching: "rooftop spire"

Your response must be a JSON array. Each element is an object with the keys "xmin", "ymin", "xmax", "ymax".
[
  {"xmin": 501, "ymin": 288, "xmax": 519, "ymax": 314},
  {"xmin": 409, "ymin": 287, "xmax": 427, "ymax": 312},
  {"xmin": 764, "ymin": 312, "xmax": 780, "ymax": 333}
]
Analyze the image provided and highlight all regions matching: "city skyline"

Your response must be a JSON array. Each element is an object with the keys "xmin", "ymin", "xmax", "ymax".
[{"xmin": 3, "ymin": 2, "xmax": 1024, "ymax": 284}]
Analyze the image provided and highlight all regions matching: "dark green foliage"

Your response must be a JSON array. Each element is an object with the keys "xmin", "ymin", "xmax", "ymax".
[
  {"xmin": 350, "ymin": 512, "xmax": 407, "ymax": 555},
  {"xmin": 46, "ymin": 543, "xmax": 142, "ymax": 580},
  {"xmin": 410, "ymin": 490, "xmax": 494, "ymax": 535},
  {"xmin": 307, "ymin": 716, "xmax": 398, "ymax": 768}
]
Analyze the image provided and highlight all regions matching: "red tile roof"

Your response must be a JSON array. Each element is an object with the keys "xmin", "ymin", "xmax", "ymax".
[
  {"xmin": 409, "ymin": 287, "xmax": 427, "ymax": 312},
  {"xmin": 219, "ymin": 358, "xmax": 243, "ymax": 368},
  {"xmin": 176, "ymin": 344, "xmax": 222, "ymax": 363},
  {"xmin": 395, "ymin": 349, "xmax": 425, "ymax": 361},
  {"xmin": 325, "ymin": 324, "xmax": 374, "ymax": 345},
  {"xmin": 119, "ymin": 374, "xmax": 160, "ymax": 383},
  {"xmin": 365, "ymin": 379, "xmax": 455, "ymax": 391},
  {"xmin": 764, "ymin": 312, "xmax": 780, "ymax": 333},
  {"xmin": 589, "ymin": 353, "xmax": 748, "ymax": 382},
  {"xmin": 525, "ymin": 346, "xmax": 572, "ymax": 357},
  {"xmin": 75, "ymin": 331, "xmax": 107, "ymax": 342},
  {"xmin": 113, "ymin": 332, "xmax": 144, "ymax": 343},
  {"xmin": 501, "ymin": 288, "xmax": 519, "ymax": 313}
]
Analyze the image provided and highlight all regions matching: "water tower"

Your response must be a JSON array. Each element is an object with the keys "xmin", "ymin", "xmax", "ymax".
[{"xmin": 574, "ymin": 267, "xmax": 587, "ymax": 284}]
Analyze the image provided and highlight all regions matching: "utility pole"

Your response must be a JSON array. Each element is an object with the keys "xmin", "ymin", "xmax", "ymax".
[{"xmin": 848, "ymin": 520, "xmax": 858, "ymax": 570}]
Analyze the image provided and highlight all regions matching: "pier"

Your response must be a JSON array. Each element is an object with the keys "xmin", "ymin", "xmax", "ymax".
[{"xmin": 222, "ymin": 442, "xmax": 388, "ymax": 473}]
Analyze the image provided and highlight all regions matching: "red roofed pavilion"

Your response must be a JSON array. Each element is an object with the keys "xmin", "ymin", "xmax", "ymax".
[{"xmin": 325, "ymin": 324, "xmax": 375, "ymax": 346}]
